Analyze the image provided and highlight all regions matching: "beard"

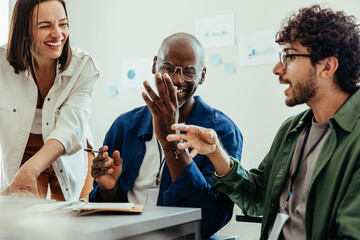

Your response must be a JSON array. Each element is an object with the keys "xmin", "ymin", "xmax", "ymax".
[{"xmin": 285, "ymin": 67, "xmax": 318, "ymax": 107}]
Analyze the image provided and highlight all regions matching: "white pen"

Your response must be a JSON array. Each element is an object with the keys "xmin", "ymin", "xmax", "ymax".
[{"xmin": 84, "ymin": 148, "xmax": 103, "ymax": 154}]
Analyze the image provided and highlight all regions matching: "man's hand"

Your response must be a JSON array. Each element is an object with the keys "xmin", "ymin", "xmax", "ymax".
[
  {"xmin": 91, "ymin": 145, "xmax": 123, "ymax": 190},
  {"xmin": 142, "ymin": 73, "xmax": 193, "ymax": 181},
  {"xmin": 167, "ymin": 124, "xmax": 218, "ymax": 158},
  {"xmin": 167, "ymin": 123, "xmax": 232, "ymax": 176},
  {"xmin": 142, "ymin": 73, "xmax": 179, "ymax": 145}
]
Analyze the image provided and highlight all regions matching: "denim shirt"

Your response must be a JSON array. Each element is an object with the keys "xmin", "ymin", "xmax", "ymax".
[
  {"xmin": 89, "ymin": 96, "xmax": 243, "ymax": 238},
  {"xmin": 212, "ymin": 89, "xmax": 360, "ymax": 239}
]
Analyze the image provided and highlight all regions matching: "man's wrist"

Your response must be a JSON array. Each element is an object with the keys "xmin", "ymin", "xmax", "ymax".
[
  {"xmin": 214, "ymin": 159, "xmax": 234, "ymax": 178},
  {"xmin": 207, "ymin": 140, "xmax": 232, "ymax": 175},
  {"xmin": 99, "ymin": 182, "xmax": 118, "ymax": 202},
  {"xmin": 161, "ymin": 140, "xmax": 180, "ymax": 151},
  {"xmin": 206, "ymin": 139, "xmax": 224, "ymax": 159}
]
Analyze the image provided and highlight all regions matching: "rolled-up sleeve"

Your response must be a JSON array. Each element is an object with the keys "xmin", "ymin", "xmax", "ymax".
[{"xmin": 46, "ymin": 52, "xmax": 100, "ymax": 155}]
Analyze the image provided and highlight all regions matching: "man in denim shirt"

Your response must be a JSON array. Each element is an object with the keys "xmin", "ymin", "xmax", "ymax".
[{"xmin": 89, "ymin": 33, "xmax": 243, "ymax": 238}]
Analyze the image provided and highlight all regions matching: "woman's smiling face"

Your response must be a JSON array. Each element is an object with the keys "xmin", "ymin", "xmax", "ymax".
[{"xmin": 30, "ymin": 1, "xmax": 69, "ymax": 65}]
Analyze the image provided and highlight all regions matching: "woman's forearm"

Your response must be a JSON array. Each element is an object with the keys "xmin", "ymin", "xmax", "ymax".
[{"xmin": 23, "ymin": 138, "xmax": 65, "ymax": 177}]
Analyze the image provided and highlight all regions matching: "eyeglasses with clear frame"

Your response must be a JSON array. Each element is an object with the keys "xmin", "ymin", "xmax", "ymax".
[
  {"xmin": 156, "ymin": 57, "xmax": 204, "ymax": 82},
  {"xmin": 279, "ymin": 50, "xmax": 312, "ymax": 70}
]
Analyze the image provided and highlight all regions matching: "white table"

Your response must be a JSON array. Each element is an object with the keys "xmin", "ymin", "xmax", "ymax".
[
  {"xmin": 79, "ymin": 206, "xmax": 201, "ymax": 240},
  {"xmin": 0, "ymin": 197, "xmax": 201, "ymax": 240}
]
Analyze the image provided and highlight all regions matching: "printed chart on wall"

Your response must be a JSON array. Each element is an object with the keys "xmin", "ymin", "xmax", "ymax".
[
  {"xmin": 195, "ymin": 14, "xmax": 235, "ymax": 48},
  {"xmin": 239, "ymin": 31, "xmax": 281, "ymax": 67},
  {"xmin": 121, "ymin": 58, "xmax": 154, "ymax": 89}
]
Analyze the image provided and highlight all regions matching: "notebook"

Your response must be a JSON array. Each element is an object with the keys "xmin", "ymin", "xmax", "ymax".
[{"xmin": 26, "ymin": 198, "xmax": 144, "ymax": 216}]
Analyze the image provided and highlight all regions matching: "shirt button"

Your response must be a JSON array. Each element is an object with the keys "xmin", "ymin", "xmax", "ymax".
[
  {"xmin": 46, "ymin": 122, "xmax": 49, "ymax": 125},
  {"xmin": 287, "ymin": 139, "xmax": 291, "ymax": 142},
  {"xmin": 127, "ymin": 181, "xmax": 131, "ymax": 185},
  {"xmin": 299, "ymin": 120, "xmax": 303, "ymax": 125},
  {"xmin": 271, "ymin": 203, "xmax": 275, "ymax": 207},
  {"xmin": 66, "ymin": 188, "xmax": 69, "ymax": 191},
  {"xmin": 47, "ymin": 98, "xmax": 51, "ymax": 101},
  {"xmin": 60, "ymin": 169, "xmax": 63, "ymax": 173},
  {"xmin": 138, "ymin": 152, "xmax": 142, "ymax": 155},
  {"xmin": 13, "ymin": 109, "xmax": 16, "ymax": 112}
]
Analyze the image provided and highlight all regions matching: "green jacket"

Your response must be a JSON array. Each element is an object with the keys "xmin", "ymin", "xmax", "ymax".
[{"xmin": 212, "ymin": 89, "xmax": 360, "ymax": 239}]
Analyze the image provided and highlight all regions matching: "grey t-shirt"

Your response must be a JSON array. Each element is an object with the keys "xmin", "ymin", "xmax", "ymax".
[{"xmin": 278, "ymin": 118, "xmax": 331, "ymax": 240}]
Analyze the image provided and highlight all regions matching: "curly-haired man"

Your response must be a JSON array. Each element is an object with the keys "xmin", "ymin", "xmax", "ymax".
[{"xmin": 166, "ymin": 4, "xmax": 360, "ymax": 239}]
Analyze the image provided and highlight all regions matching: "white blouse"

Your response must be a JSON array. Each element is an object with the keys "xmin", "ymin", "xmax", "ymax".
[{"xmin": 0, "ymin": 45, "xmax": 100, "ymax": 201}]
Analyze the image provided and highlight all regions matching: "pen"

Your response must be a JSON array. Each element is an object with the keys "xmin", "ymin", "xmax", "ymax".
[{"xmin": 84, "ymin": 148, "xmax": 103, "ymax": 154}]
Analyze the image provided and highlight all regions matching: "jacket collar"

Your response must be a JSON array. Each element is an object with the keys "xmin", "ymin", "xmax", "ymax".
[
  {"xmin": 186, "ymin": 96, "xmax": 215, "ymax": 126},
  {"xmin": 290, "ymin": 89, "xmax": 360, "ymax": 134},
  {"xmin": 331, "ymin": 89, "xmax": 360, "ymax": 133},
  {"xmin": 58, "ymin": 59, "xmax": 75, "ymax": 77},
  {"xmin": 137, "ymin": 107, "xmax": 153, "ymax": 141},
  {"xmin": 289, "ymin": 109, "xmax": 313, "ymax": 134}
]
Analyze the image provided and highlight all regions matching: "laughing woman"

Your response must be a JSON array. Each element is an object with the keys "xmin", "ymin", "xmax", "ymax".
[{"xmin": 0, "ymin": 0, "xmax": 99, "ymax": 201}]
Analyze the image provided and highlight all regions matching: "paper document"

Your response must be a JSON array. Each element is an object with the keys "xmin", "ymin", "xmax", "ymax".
[
  {"xmin": 77, "ymin": 202, "xmax": 134, "ymax": 211},
  {"xmin": 25, "ymin": 199, "xmax": 144, "ymax": 216}
]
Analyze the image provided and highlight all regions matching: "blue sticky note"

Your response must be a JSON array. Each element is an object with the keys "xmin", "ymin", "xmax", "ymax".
[
  {"xmin": 224, "ymin": 62, "xmax": 235, "ymax": 74},
  {"xmin": 127, "ymin": 69, "xmax": 136, "ymax": 80},
  {"xmin": 107, "ymin": 86, "xmax": 118, "ymax": 96},
  {"xmin": 209, "ymin": 54, "xmax": 221, "ymax": 66}
]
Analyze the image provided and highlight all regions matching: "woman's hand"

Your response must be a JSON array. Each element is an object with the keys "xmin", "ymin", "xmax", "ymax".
[
  {"xmin": 5, "ymin": 162, "xmax": 40, "ymax": 198},
  {"xmin": 2, "ymin": 139, "xmax": 66, "ymax": 198}
]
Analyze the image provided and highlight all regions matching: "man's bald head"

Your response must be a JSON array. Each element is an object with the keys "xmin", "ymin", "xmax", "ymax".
[{"xmin": 157, "ymin": 33, "xmax": 205, "ymax": 66}]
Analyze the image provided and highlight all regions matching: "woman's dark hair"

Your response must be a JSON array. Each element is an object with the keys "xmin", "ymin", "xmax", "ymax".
[
  {"xmin": 276, "ymin": 4, "xmax": 360, "ymax": 94},
  {"xmin": 6, "ymin": 0, "xmax": 72, "ymax": 74}
]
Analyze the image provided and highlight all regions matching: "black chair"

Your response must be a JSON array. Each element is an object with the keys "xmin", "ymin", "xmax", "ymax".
[{"xmin": 236, "ymin": 214, "xmax": 262, "ymax": 223}]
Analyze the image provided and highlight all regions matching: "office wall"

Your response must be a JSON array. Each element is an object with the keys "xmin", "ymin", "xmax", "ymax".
[
  {"xmin": 0, "ymin": 1, "xmax": 9, "ymax": 45},
  {"xmin": 8, "ymin": 0, "xmax": 360, "ymax": 238},
  {"xmin": 62, "ymin": 0, "xmax": 360, "ymax": 170}
]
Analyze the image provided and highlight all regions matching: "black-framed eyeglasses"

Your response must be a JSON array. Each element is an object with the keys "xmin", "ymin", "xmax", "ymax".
[
  {"xmin": 156, "ymin": 57, "xmax": 204, "ymax": 82},
  {"xmin": 279, "ymin": 51, "xmax": 312, "ymax": 70}
]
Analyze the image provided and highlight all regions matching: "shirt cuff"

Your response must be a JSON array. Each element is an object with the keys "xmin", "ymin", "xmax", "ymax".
[{"xmin": 214, "ymin": 158, "xmax": 235, "ymax": 178}]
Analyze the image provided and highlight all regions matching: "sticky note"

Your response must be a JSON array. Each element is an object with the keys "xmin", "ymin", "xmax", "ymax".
[
  {"xmin": 209, "ymin": 54, "xmax": 221, "ymax": 66},
  {"xmin": 107, "ymin": 86, "xmax": 118, "ymax": 96},
  {"xmin": 224, "ymin": 62, "xmax": 235, "ymax": 74}
]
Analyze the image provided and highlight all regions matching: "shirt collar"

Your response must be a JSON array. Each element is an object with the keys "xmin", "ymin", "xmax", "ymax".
[
  {"xmin": 186, "ymin": 96, "xmax": 215, "ymax": 125},
  {"xmin": 58, "ymin": 58, "xmax": 75, "ymax": 77},
  {"xmin": 290, "ymin": 109, "xmax": 313, "ymax": 134},
  {"xmin": 137, "ymin": 107, "xmax": 153, "ymax": 141},
  {"xmin": 291, "ymin": 89, "xmax": 360, "ymax": 134},
  {"xmin": 331, "ymin": 89, "xmax": 360, "ymax": 133}
]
